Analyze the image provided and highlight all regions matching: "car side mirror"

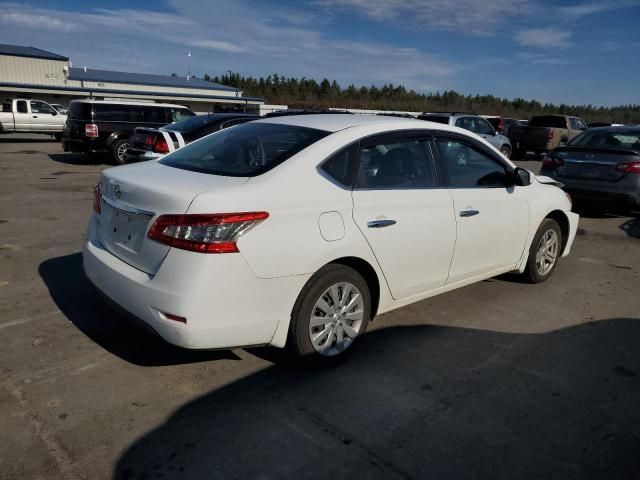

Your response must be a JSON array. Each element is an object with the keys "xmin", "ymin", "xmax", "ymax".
[
  {"xmin": 513, "ymin": 167, "xmax": 531, "ymax": 186},
  {"xmin": 51, "ymin": 110, "xmax": 57, "ymax": 116}
]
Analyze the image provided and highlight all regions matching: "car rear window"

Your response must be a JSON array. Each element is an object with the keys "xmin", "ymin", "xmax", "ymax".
[
  {"xmin": 159, "ymin": 123, "xmax": 330, "ymax": 176},
  {"xmin": 165, "ymin": 114, "xmax": 222, "ymax": 132},
  {"xmin": 529, "ymin": 116, "xmax": 568, "ymax": 128},
  {"xmin": 418, "ymin": 115, "xmax": 450, "ymax": 125},
  {"xmin": 569, "ymin": 130, "xmax": 640, "ymax": 149},
  {"xmin": 68, "ymin": 102, "xmax": 92, "ymax": 120}
]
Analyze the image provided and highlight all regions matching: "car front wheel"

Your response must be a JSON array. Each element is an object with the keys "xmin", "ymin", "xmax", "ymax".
[
  {"xmin": 288, "ymin": 264, "xmax": 371, "ymax": 362},
  {"xmin": 523, "ymin": 218, "xmax": 563, "ymax": 283}
]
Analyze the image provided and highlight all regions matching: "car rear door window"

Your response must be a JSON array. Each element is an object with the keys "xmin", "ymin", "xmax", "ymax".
[
  {"xmin": 93, "ymin": 104, "xmax": 142, "ymax": 122},
  {"xmin": 170, "ymin": 108, "xmax": 194, "ymax": 122},
  {"xmin": 356, "ymin": 136, "xmax": 437, "ymax": 189},
  {"xmin": 435, "ymin": 137, "xmax": 508, "ymax": 188},
  {"xmin": 16, "ymin": 100, "xmax": 28, "ymax": 113},
  {"xmin": 142, "ymin": 107, "xmax": 168, "ymax": 123}
]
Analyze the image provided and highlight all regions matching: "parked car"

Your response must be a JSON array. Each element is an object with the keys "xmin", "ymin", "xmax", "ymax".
[
  {"xmin": 540, "ymin": 126, "xmax": 640, "ymax": 209},
  {"xmin": 62, "ymin": 100, "xmax": 195, "ymax": 164},
  {"xmin": 84, "ymin": 114, "xmax": 578, "ymax": 362},
  {"xmin": 50, "ymin": 103, "xmax": 68, "ymax": 115},
  {"xmin": 418, "ymin": 112, "xmax": 513, "ymax": 158},
  {"xmin": 482, "ymin": 116, "xmax": 524, "ymax": 137},
  {"xmin": 265, "ymin": 109, "xmax": 354, "ymax": 118},
  {"xmin": 126, "ymin": 113, "xmax": 259, "ymax": 163},
  {"xmin": 509, "ymin": 115, "xmax": 587, "ymax": 158},
  {"xmin": 0, "ymin": 98, "xmax": 67, "ymax": 139}
]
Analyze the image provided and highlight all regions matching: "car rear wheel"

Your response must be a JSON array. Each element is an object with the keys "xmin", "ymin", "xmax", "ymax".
[
  {"xmin": 288, "ymin": 264, "xmax": 371, "ymax": 362},
  {"xmin": 111, "ymin": 139, "xmax": 130, "ymax": 165},
  {"xmin": 523, "ymin": 218, "xmax": 562, "ymax": 283},
  {"xmin": 500, "ymin": 145, "xmax": 511, "ymax": 159}
]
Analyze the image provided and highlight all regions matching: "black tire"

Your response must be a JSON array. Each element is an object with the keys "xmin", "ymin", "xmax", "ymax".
[
  {"xmin": 54, "ymin": 133, "xmax": 62, "ymax": 141},
  {"xmin": 523, "ymin": 218, "xmax": 563, "ymax": 283},
  {"xmin": 111, "ymin": 138, "xmax": 130, "ymax": 165},
  {"xmin": 500, "ymin": 144, "xmax": 512, "ymax": 159},
  {"xmin": 288, "ymin": 264, "xmax": 371, "ymax": 362}
]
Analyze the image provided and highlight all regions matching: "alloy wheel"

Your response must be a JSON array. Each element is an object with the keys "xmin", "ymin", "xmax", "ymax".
[
  {"xmin": 308, "ymin": 282, "xmax": 364, "ymax": 357},
  {"xmin": 535, "ymin": 229, "xmax": 559, "ymax": 276}
]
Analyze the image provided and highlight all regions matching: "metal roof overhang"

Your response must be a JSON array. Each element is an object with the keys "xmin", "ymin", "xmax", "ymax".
[{"xmin": 0, "ymin": 82, "xmax": 264, "ymax": 104}]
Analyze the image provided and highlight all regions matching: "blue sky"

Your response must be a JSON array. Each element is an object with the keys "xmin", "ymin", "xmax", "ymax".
[{"xmin": 1, "ymin": 0, "xmax": 639, "ymax": 106}]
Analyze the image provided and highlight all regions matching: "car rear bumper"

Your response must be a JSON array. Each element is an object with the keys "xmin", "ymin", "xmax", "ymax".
[
  {"xmin": 82, "ymin": 214, "xmax": 309, "ymax": 349},
  {"xmin": 62, "ymin": 137, "xmax": 105, "ymax": 153},
  {"xmin": 125, "ymin": 148, "xmax": 164, "ymax": 163}
]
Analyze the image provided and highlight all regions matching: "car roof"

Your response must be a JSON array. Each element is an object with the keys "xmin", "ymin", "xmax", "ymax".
[
  {"xmin": 70, "ymin": 99, "xmax": 191, "ymax": 108},
  {"xmin": 254, "ymin": 113, "xmax": 460, "ymax": 134},
  {"xmin": 586, "ymin": 125, "xmax": 640, "ymax": 131}
]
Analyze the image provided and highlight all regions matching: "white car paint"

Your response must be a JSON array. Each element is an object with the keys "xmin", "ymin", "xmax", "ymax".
[{"xmin": 83, "ymin": 114, "xmax": 579, "ymax": 351}]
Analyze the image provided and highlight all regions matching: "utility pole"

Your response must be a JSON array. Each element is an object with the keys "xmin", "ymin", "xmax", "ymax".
[
  {"xmin": 187, "ymin": 51, "xmax": 192, "ymax": 80},
  {"xmin": 227, "ymin": 70, "xmax": 232, "ymax": 86}
]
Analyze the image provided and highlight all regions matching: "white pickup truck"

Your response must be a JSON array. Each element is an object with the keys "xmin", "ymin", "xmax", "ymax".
[{"xmin": 0, "ymin": 99, "xmax": 67, "ymax": 140}]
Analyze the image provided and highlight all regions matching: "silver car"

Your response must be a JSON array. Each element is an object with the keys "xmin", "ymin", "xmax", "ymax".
[{"xmin": 418, "ymin": 112, "xmax": 513, "ymax": 158}]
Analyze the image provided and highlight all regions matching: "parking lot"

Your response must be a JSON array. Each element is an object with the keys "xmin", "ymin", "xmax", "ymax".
[{"xmin": 1, "ymin": 134, "xmax": 639, "ymax": 479}]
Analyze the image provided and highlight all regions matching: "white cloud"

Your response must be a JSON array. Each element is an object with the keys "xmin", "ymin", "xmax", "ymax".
[
  {"xmin": 516, "ymin": 28, "xmax": 571, "ymax": 48},
  {"xmin": 186, "ymin": 40, "xmax": 246, "ymax": 53},
  {"xmin": 0, "ymin": 11, "xmax": 73, "ymax": 31},
  {"xmin": 314, "ymin": 0, "xmax": 532, "ymax": 35},
  {"xmin": 559, "ymin": 0, "xmax": 640, "ymax": 17}
]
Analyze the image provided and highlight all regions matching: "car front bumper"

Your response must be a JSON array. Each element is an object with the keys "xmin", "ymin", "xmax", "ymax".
[{"xmin": 82, "ymin": 214, "xmax": 308, "ymax": 349}]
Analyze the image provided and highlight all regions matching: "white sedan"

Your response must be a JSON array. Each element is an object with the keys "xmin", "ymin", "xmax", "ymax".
[{"xmin": 83, "ymin": 114, "xmax": 578, "ymax": 361}]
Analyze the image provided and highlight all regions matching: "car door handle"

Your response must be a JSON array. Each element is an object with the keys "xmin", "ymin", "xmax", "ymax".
[
  {"xmin": 460, "ymin": 209, "xmax": 480, "ymax": 217},
  {"xmin": 32, "ymin": 115, "xmax": 38, "ymax": 118},
  {"xmin": 367, "ymin": 219, "xmax": 397, "ymax": 228}
]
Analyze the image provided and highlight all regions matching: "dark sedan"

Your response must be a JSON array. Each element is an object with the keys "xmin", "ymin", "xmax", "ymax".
[
  {"xmin": 126, "ymin": 113, "xmax": 259, "ymax": 163},
  {"xmin": 540, "ymin": 126, "xmax": 640, "ymax": 208}
]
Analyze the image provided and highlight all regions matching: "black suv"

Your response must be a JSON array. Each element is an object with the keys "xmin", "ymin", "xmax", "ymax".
[{"xmin": 62, "ymin": 100, "xmax": 194, "ymax": 164}]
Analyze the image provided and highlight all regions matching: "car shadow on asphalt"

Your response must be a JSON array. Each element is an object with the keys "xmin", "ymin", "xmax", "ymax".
[
  {"xmin": 112, "ymin": 318, "xmax": 640, "ymax": 480},
  {"xmin": 38, "ymin": 253, "xmax": 240, "ymax": 366},
  {"xmin": 48, "ymin": 153, "xmax": 104, "ymax": 166}
]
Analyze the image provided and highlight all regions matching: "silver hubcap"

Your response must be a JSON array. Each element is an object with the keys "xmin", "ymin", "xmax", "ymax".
[
  {"xmin": 309, "ymin": 282, "xmax": 364, "ymax": 357},
  {"xmin": 535, "ymin": 229, "xmax": 559, "ymax": 276},
  {"xmin": 117, "ymin": 143, "xmax": 129, "ymax": 161}
]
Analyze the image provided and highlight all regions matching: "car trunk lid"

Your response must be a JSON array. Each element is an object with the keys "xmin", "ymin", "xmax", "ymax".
[
  {"xmin": 98, "ymin": 162, "xmax": 248, "ymax": 274},
  {"xmin": 554, "ymin": 147, "xmax": 640, "ymax": 181}
]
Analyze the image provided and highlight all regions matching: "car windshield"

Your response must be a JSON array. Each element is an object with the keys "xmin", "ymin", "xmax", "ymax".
[
  {"xmin": 165, "ymin": 114, "xmax": 223, "ymax": 132},
  {"xmin": 159, "ymin": 122, "xmax": 329, "ymax": 176},
  {"xmin": 568, "ymin": 130, "xmax": 640, "ymax": 149}
]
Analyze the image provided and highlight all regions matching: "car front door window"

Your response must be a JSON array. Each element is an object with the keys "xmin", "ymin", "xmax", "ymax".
[{"xmin": 435, "ymin": 139, "xmax": 508, "ymax": 188}]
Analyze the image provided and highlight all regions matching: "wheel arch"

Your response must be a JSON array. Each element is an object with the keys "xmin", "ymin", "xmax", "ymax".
[
  {"xmin": 105, "ymin": 131, "xmax": 131, "ymax": 148},
  {"xmin": 545, "ymin": 209, "xmax": 570, "ymax": 253},
  {"xmin": 327, "ymin": 256, "xmax": 381, "ymax": 320}
]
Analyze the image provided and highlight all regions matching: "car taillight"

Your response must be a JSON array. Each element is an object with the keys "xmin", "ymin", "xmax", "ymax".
[
  {"xmin": 547, "ymin": 129, "xmax": 554, "ymax": 140},
  {"xmin": 93, "ymin": 183, "xmax": 101, "ymax": 214},
  {"xmin": 85, "ymin": 123, "xmax": 98, "ymax": 138},
  {"xmin": 154, "ymin": 137, "xmax": 169, "ymax": 154},
  {"xmin": 144, "ymin": 134, "xmax": 155, "ymax": 148},
  {"xmin": 148, "ymin": 212, "xmax": 269, "ymax": 253},
  {"xmin": 615, "ymin": 161, "xmax": 640, "ymax": 173},
  {"xmin": 542, "ymin": 154, "xmax": 563, "ymax": 168}
]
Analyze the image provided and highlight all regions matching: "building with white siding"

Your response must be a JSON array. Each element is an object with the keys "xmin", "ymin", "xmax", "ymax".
[{"xmin": 0, "ymin": 44, "xmax": 265, "ymax": 113}]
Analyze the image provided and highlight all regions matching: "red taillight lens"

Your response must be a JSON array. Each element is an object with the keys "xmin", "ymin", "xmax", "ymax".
[
  {"xmin": 153, "ymin": 137, "xmax": 169, "ymax": 154},
  {"xmin": 85, "ymin": 123, "xmax": 98, "ymax": 138},
  {"xmin": 93, "ymin": 183, "xmax": 101, "ymax": 214},
  {"xmin": 148, "ymin": 212, "xmax": 269, "ymax": 253},
  {"xmin": 144, "ymin": 134, "xmax": 155, "ymax": 147},
  {"xmin": 615, "ymin": 161, "xmax": 640, "ymax": 173},
  {"xmin": 542, "ymin": 154, "xmax": 563, "ymax": 168},
  {"xmin": 547, "ymin": 129, "xmax": 554, "ymax": 140}
]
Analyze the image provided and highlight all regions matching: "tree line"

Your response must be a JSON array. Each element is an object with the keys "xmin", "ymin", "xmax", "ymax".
[{"xmin": 196, "ymin": 72, "xmax": 639, "ymax": 123}]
